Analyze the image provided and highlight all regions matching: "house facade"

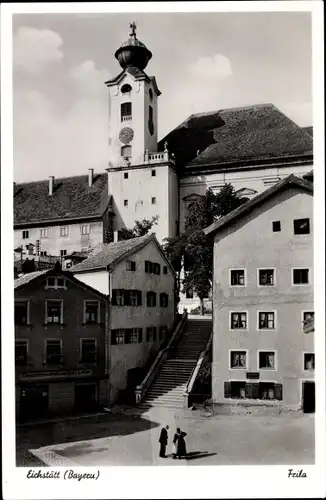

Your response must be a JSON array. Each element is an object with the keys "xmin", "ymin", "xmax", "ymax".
[
  {"xmin": 205, "ymin": 175, "xmax": 314, "ymax": 413},
  {"xmin": 71, "ymin": 233, "xmax": 176, "ymax": 402},
  {"xmin": 15, "ymin": 267, "xmax": 110, "ymax": 422}
]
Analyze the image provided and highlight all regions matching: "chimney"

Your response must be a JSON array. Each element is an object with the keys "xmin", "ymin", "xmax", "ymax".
[
  {"xmin": 113, "ymin": 230, "xmax": 119, "ymax": 242},
  {"xmin": 88, "ymin": 168, "xmax": 94, "ymax": 187},
  {"xmin": 49, "ymin": 176, "xmax": 54, "ymax": 196}
]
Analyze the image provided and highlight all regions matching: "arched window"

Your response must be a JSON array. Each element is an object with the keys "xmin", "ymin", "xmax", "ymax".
[
  {"xmin": 121, "ymin": 102, "xmax": 132, "ymax": 121},
  {"xmin": 121, "ymin": 145, "xmax": 132, "ymax": 158},
  {"xmin": 121, "ymin": 84, "xmax": 132, "ymax": 94},
  {"xmin": 148, "ymin": 88, "xmax": 153, "ymax": 101}
]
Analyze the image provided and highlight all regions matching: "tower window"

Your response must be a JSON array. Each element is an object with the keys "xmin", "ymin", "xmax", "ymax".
[
  {"xmin": 124, "ymin": 200, "xmax": 128, "ymax": 207},
  {"xmin": 149, "ymin": 88, "xmax": 153, "ymax": 100},
  {"xmin": 151, "ymin": 170, "xmax": 156, "ymax": 177},
  {"xmin": 151, "ymin": 197, "xmax": 156, "ymax": 205},
  {"xmin": 124, "ymin": 172, "xmax": 129, "ymax": 179},
  {"xmin": 121, "ymin": 145, "xmax": 132, "ymax": 158},
  {"xmin": 149, "ymin": 105, "xmax": 153, "ymax": 122},
  {"xmin": 121, "ymin": 102, "xmax": 132, "ymax": 121},
  {"xmin": 121, "ymin": 84, "xmax": 132, "ymax": 94}
]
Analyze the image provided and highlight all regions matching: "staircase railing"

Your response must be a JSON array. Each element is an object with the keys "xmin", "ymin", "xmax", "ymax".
[
  {"xmin": 183, "ymin": 331, "xmax": 212, "ymax": 409},
  {"xmin": 135, "ymin": 312, "xmax": 188, "ymax": 404}
]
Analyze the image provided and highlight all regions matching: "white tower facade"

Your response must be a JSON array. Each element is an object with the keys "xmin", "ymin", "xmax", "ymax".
[{"xmin": 105, "ymin": 23, "xmax": 179, "ymax": 243}]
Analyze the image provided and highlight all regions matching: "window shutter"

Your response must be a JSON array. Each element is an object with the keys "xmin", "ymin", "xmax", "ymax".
[
  {"xmin": 153, "ymin": 326, "xmax": 157, "ymax": 341},
  {"xmin": 131, "ymin": 261, "xmax": 136, "ymax": 271},
  {"xmin": 149, "ymin": 262, "xmax": 154, "ymax": 274},
  {"xmin": 111, "ymin": 330, "xmax": 116, "ymax": 345},
  {"xmin": 274, "ymin": 384, "xmax": 283, "ymax": 400},
  {"xmin": 160, "ymin": 293, "xmax": 163, "ymax": 307},
  {"xmin": 252, "ymin": 383, "xmax": 259, "ymax": 399},
  {"xmin": 111, "ymin": 290, "xmax": 117, "ymax": 306},
  {"xmin": 125, "ymin": 329, "xmax": 131, "ymax": 344},
  {"xmin": 224, "ymin": 382, "xmax": 232, "ymax": 398},
  {"xmin": 124, "ymin": 290, "xmax": 130, "ymax": 306},
  {"xmin": 138, "ymin": 328, "xmax": 142, "ymax": 343},
  {"xmin": 146, "ymin": 327, "xmax": 150, "ymax": 342},
  {"xmin": 146, "ymin": 292, "xmax": 150, "ymax": 306},
  {"xmin": 155, "ymin": 263, "xmax": 161, "ymax": 275},
  {"xmin": 145, "ymin": 261, "xmax": 149, "ymax": 273},
  {"xmin": 245, "ymin": 383, "xmax": 253, "ymax": 399},
  {"xmin": 137, "ymin": 290, "xmax": 142, "ymax": 306},
  {"xmin": 153, "ymin": 293, "xmax": 156, "ymax": 307}
]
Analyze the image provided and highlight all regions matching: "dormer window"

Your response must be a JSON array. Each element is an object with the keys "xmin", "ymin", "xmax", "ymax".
[
  {"xmin": 121, "ymin": 102, "xmax": 132, "ymax": 121},
  {"xmin": 121, "ymin": 84, "xmax": 132, "ymax": 94}
]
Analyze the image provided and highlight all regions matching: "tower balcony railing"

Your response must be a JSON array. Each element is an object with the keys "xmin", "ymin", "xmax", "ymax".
[
  {"xmin": 144, "ymin": 149, "xmax": 175, "ymax": 165},
  {"xmin": 121, "ymin": 115, "xmax": 132, "ymax": 122}
]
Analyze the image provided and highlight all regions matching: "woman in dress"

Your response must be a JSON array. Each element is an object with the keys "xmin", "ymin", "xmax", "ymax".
[
  {"xmin": 172, "ymin": 427, "xmax": 181, "ymax": 459},
  {"xmin": 176, "ymin": 429, "xmax": 187, "ymax": 459}
]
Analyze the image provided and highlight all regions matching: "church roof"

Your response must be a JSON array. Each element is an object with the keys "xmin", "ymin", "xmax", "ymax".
[
  {"xmin": 160, "ymin": 104, "xmax": 313, "ymax": 174},
  {"xmin": 14, "ymin": 173, "xmax": 111, "ymax": 227}
]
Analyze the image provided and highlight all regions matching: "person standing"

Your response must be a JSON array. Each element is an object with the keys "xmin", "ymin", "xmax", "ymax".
[
  {"xmin": 176, "ymin": 430, "xmax": 187, "ymax": 459},
  {"xmin": 159, "ymin": 425, "xmax": 169, "ymax": 458},
  {"xmin": 172, "ymin": 427, "xmax": 181, "ymax": 459}
]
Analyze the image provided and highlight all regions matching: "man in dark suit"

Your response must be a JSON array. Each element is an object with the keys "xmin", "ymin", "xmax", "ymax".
[{"xmin": 159, "ymin": 425, "xmax": 169, "ymax": 458}]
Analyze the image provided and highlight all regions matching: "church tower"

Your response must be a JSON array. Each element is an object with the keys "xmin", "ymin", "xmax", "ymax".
[{"xmin": 105, "ymin": 23, "xmax": 179, "ymax": 243}]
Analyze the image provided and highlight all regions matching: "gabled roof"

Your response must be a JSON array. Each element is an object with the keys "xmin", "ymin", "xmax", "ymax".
[
  {"xmin": 14, "ymin": 173, "xmax": 111, "ymax": 227},
  {"xmin": 70, "ymin": 233, "xmax": 175, "ymax": 274},
  {"xmin": 204, "ymin": 174, "xmax": 313, "ymax": 237},
  {"xmin": 159, "ymin": 104, "xmax": 313, "ymax": 173},
  {"xmin": 302, "ymin": 126, "xmax": 313, "ymax": 137},
  {"xmin": 14, "ymin": 267, "xmax": 107, "ymax": 298},
  {"xmin": 105, "ymin": 66, "xmax": 161, "ymax": 95}
]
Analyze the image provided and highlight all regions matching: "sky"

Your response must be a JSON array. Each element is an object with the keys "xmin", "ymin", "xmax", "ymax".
[{"xmin": 12, "ymin": 12, "xmax": 312, "ymax": 182}]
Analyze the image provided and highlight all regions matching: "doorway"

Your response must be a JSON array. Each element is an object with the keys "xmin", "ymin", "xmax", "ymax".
[
  {"xmin": 302, "ymin": 381, "xmax": 315, "ymax": 413},
  {"xmin": 74, "ymin": 382, "xmax": 98, "ymax": 413}
]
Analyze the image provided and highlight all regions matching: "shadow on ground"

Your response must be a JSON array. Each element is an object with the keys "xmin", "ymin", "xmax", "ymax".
[{"xmin": 16, "ymin": 413, "xmax": 160, "ymax": 466}]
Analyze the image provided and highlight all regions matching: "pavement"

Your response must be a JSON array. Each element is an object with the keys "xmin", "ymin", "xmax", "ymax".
[{"xmin": 17, "ymin": 406, "xmax": 314, "ymax": 467}]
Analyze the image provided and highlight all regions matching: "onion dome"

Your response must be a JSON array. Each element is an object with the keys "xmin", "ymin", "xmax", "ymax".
[{"xmin": 115, "ymin": 22, "xmax": 152, "ymax": 71}]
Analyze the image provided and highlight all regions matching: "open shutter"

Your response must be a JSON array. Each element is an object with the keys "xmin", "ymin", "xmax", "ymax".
[
  {"xmin": 149, "ymin": 262, "xmax": 154, "ymax": 274},
  {"xmin": 138, "ymin": 328, "xmax": 142, "ymax": 343},
  {"xmin": 145, "ymin": 261, "xmax": 149, "ymax": 273},
  {"xmin": 146, "ymin": 327, "xmax": 150, "ymax": 342},
  {"xmin": 146, "ymin": 292, "xmax": 150, "ymax": 307},
  {"xmin": 224, "ymin": 382, "xmax": 232, "ymax": 399},
  {"xmin": 153, "ymin": 326, "xmax": 157, "ymax": 341},
  {"xmin": 274, "ymin": 384, "xmax": 283, "ymax": 400},
  {"xmin": 131, "ymin": 261, "xmax": 136, "ymax": 271},
  {"xmin": 124, "ymin": 290, "xmax": 130, "ymax": 306},
  {"xmin": 111, "ymin": 330, "xmax": 116, "ymax": 345},
  {"xmin": 245, "ymin": 382, "xmax": 252, "ymax": 399},
  {"xmin": 137, "ymin": 290, "xmax": 142, "ymax": 306},
  {"xmin": 153, "ymin": 293, "xmax": 157, "ymax": 307},
  {"xmin": 251, "ymin": 383, "xmax": 259, "ymax": 399},
  {"xmin": 125, "ymin": 329, "xmax": 131, "ymax": 344},
  {"xmin": 111, "ymin": 290, "xmax": 117, "ymax": 306}
]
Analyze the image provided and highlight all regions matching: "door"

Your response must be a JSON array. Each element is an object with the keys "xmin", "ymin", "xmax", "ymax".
[
  {"xmin": 20, "ymin": 384, "xmax": 49, "ymax": 422},
  {"xmin": 74, "ymin": 382, "xmax": 98, "ymax": 412},
  {"xmin": 302, "ymin": 381, "xmax": 315, "ymax": 413}
]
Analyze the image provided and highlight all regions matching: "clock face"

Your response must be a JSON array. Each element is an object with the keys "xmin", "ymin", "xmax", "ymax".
[{"xmin": 119, "ymin": 127, "xmax": 134, "ymax": 144}]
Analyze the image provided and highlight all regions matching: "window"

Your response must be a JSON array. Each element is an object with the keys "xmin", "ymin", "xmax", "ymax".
[
  {"xmin": 224, "ymin": 382, "xmax": 282, "ymax": 400},
  {"xmin": 304, "ymin": 353, "xmax": 315, "ymax": 371},
  {"xmin": 84, "ymin": 301, "xmax": 99, "ymax": 324},
  {"xmin": 146, "ymin": 327, "xmax": 156, "ymax": 342},
  {"xmin": 80, "ymin": 224, "xmax": 90, "ymax": 235},
  {"xmin": 45, "ymin": 277, "xmax": 66, "ymax": 290},
  {"xmin": 293, "ymin": 269, "xmax": 309, "ymax": 285},
  {"xmin": 258, "ymin": 382, "xmax": 276, "ymax": 400},
  {"xmin": 80, "ymin": 339, "xmax": 97, "ymax": 363},
  {"xmin": 145, "ymin": 261, "xmax": 159, "ymax": 274},
  {"xmin": 303, "ymin": 311, "xmax": 314, "ymax": 322},
  {"xmin": 40, "ymin": 228, "xmax": 48, "ymax": 238},
  {"xmin": 121, "ymin": 102, "xmax": 132, "ymax": 121},
  {"xmin": 121, "ymin": 145, "xmax": 132, "ymax": 158},
  {"xmin": 40, "ymin": 251, "xmax": 48, "ymax": 257},
  {"xmin": 149, "ymin": 88, "xmax": 153, "ymax": 100},
  {"xmin": 186, "ymin": 288, "xmax": 194, "ymax": 299},
  {"xmin": 124, "ymin": 199, "xmax": 128, "ymax": 207},
  {"xmin": 15, "ymin": 340, "xmax": 28, "ymax": 365},
  {"xmin": 22, "ymin": 230, "xmax": 29, "ymax": 239},
  {"xmin": 160, "ymin": 293, "xmax": 168, "ymax": 308},
  {"xmin": 230, "ymin": 312, "xmax": 247, "ymax": 330},
  {"xmin": 46, "ymin": 300, "xmax": 63, "ymax": 324},
  {"xmin": 147, "ymin": 292, "xmax": 156, "ymax": 307},
  {"xmin": 111, "ymin": 329, "xmax": 125, "ymax": 345},
  {"xmin": 129, "ymin": 290, "xmax": 142, "ymax": 306},
  {"xmin": 230, "ymin": 270, "xmax": 245, "ymax": 286},
  {"xmin": 15, "ymin": 301, "xmax": 29, "ymax": 325},
  {"xmin": 259, "ymin": 351, "xmax": 275, "ymax": 369},
  {"xmin": 60, "ymin": 226, "xmax": 68, "ymax": 237},
  {"xmin": 159, "ymin": 326, "xmax": 168, "ymax": 341},
  {"xmin": 126, "ymin": 260, "xmax": 136, "ymax": 271},
  {"xmin": 259, "ymin": 269, "xmax": 275, "ymax": 286},
  {"xmin": 60, "ymin": 250, "xmax": 67, "ymax": 257},
  {"xmin": 229, "ymin": 381, "xmax": 247, "ymax": 399},
  {"xmin": 124, "ymin": 172, "xmax": 129, "ymax": 179},
  {"xmin": 121, "ymin": 84, "xmax": 132, "ymax": 94},
  {"xmin": 151, "ymin": 169, "xmax": 156, "ymax": 177},
  {"xmin": 111, "ymin": 290, "xmax": 125, "ymax": 306},
  {"xmin": 258, "ymin": 312, "xmax": 275, "ymax": 330},
  {"xmin": 151, "ymin": 197, "xmax": 156, "ymax": 205},
  {"xmin": 294, "ymin": 218, "xmax": 310, "ymax": 235},
  {"xmin": 272, "ymin": 221, "xmax": 281, "ymax": 232},
  {"xmin": 125, "ymin": 328, "xmax": 142, "ymax": 344},
  {"xmin": 163, "ymin": 266, "xmax": 168, "ymax": 275},
  {"xmin": 45, "ymin": 340, "xmax": 62, "ymax": 365},
  {"xmin": 154, "ymin": 263, "xmax": 161, "ymax": 275},
  {"xmin": 230, "ymin": 351, "xmax": 247, "ymax": 369}
]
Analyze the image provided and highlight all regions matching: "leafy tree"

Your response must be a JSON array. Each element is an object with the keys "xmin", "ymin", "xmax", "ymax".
[{"xmin": 118, "ymin": 215, "xmax": 159, "ymax": 240}]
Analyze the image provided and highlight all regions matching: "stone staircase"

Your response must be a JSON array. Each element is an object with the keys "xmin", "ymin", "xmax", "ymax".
[{"xmin": 138, "ymin": 318, "xmax": 212, "ymax": 409}]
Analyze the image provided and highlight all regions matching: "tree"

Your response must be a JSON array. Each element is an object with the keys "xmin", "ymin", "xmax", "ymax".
[
  {"xmin": 164, "ymin": 184, "xmax": 248, "ymax": 315},
  {"xmin": 118, "ymin": 215, "xmax": 159, "ymax": 240}
]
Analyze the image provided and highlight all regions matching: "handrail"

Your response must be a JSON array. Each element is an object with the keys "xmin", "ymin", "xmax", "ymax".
[
  {"xmin": 183, "ymin": 332, "xmax": 212, "ymax": 408},
  {"xmin": 135, "ymin": 312, "xmax": 187, "ymax": 404}
]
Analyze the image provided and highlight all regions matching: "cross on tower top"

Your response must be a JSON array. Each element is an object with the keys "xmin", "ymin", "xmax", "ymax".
[{"xmin": 129, "ymin": 22, "xmax": 137, "ymax": 37}]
